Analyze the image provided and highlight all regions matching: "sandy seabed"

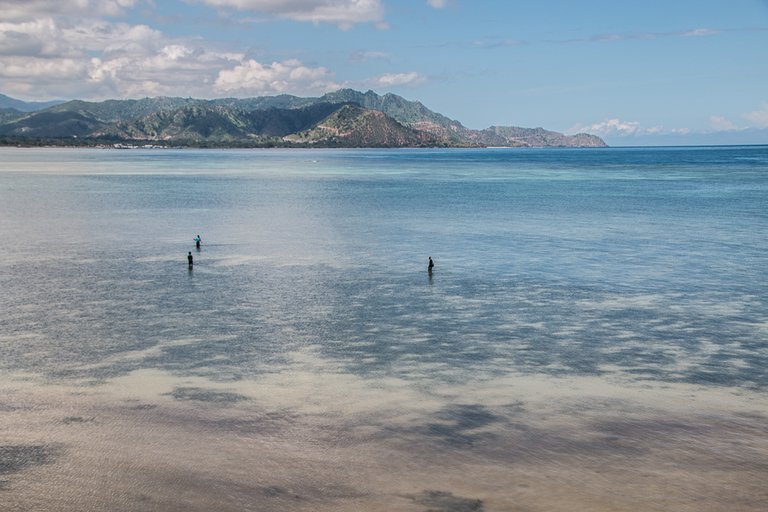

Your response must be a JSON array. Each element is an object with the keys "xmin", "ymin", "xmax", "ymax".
[{"xmin": 1, "ymin": 351, "xmax": 767, "ymax": 512}]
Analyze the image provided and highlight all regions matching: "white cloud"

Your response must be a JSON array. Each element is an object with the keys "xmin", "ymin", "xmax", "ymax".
[
  {"xmin": 0, "ymin": 2, "xmax": 330, "ymax": 101},
  {"xmin": 572, "ymin": 109, "xmax": 768, "ymax": 141},
  {"xmin": 570, "ymin": 118, "xmax": 642, "ymax": 136},
  {"xmin": 569, "ymin": 118, "xmax": 697, "ymax": 138},
  {"xmin": 0, "ymin": 0, "xmax": 138, "ymax": 21},
  {"xmin": 0, "ymin": 18, "xmax": 164, "ymax": 59},
  {"xmin": 0, "ymin": 57, "xmax": 87, "ymax": 79},
  {"xmin": 0, "ymin": 20, "xmax": 52, "ymax": 57},
  {"xmin": 195, "ymin": 0, "xmax": 384, "ymax": 28},
  {"xmin": 427, "ymin": 0, "xmax": 448, "ymax": 8},
  {"xmin": 709, "ymin": 115, "xmax": 738, "ymax": 131},
  {"xmin": 743, "ymin": 102, "xmax": 768, "ymax": 128},
  {"xmin": 214, "ymin": 59, "xmax": 340, "ymax": 95},
  {"xmin": 365, "ymin": 71, "xmax": 427, "ymax": 88},
  {"xmin": 0, "ymin": 13, "xmax": 251, "ymax": 99},
  {"xmin": 556, "ymin": 27, "xmax": 721, "ymax": 44},
  {"xmin": 682, "ymin": 28, "xmax": 720, "ymax": 37},
  {"xmin": 473, "ymin": 38, "xmax": 526, "ymax": 48},
  {"xmin": 349, "ymin": 50, "xmax": 391, "ymax": 63}
]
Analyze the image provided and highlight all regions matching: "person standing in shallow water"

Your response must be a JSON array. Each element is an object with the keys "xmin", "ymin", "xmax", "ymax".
[
  {"xmin": 428, "ymin": 256, "xmax": 434, "ymax": 273},
  {"xmin": 188, "ymin": 251, "xmax": 193, "ymax": 267},
  {"xmin": 194, "ymin": 234, "xmax": 201, "ymax": 249}
]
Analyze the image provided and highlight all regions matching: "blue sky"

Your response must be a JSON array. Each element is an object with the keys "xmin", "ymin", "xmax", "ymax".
[{"xmin": 1, "ymin": 0, "xmax": 767, "ymax": 145}]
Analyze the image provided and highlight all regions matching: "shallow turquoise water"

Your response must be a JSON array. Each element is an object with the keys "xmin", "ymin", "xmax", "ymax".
[{"xmin": 1, "ymin": 146, "xmax": 766, "ymax": 389}]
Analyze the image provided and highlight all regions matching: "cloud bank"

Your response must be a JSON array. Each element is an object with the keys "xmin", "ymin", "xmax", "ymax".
[
  {"xmin": 214, "ymin": 59, "xmax": 339, "ymax": 95},
  {"xmin": 572, "ymin": 102, "xmax": 768, "ymax": 146},
  {"xmin": 744, "ymin": 102, "xmax": 768, "ymax": 128},
  {"xmin": 194, "ymin": 0, "xmax": 385, "ymax": 29},
  {"xmin": 365, "ymin": 71, "xmax": 427, "ymax": 88},
  {"xmin": 0, "ymin": 0, "xmax": 138, "ymax": 21},
  {"xmin": 0, "ymin": 0, "xmax": 427, "ymax": 100}
]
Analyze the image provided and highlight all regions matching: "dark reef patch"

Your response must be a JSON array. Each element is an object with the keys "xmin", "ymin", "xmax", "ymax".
[
  {"xmin": 393, "ymin": 404, "xmax": 504, "ymax": 447},
  {"xmin": 62, "ymin": 416, "xmax": 95, "ymax": 424},
  {"xmin": 165, "ymin": 386, "xmax": 249, "ymax": 404},
  {"xmin": 409, "ymin": 490, "xmax": 484, "ymax": 511},
  {"xmin": 0, "ymin": 444, "xmax": 59, "ymax": 475}
]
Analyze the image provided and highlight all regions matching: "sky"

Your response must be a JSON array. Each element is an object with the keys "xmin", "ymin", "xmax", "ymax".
[{"xmin": 1, "ymin": 0, "xmax": 767, "ymax": 145}]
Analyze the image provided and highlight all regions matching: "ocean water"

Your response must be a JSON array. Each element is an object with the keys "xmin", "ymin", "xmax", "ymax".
[{"xmin": 1, "ymin": 146, "xmax": 767, "ymax": 511}]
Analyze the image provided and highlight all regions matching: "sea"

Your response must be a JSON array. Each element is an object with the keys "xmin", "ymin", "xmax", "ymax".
[{"xmin": 0, "ymin": 146, "xmax": 766, "ymax": 511}]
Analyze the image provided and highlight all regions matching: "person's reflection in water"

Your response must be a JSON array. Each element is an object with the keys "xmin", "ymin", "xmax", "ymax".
[{"xmin": 428, "ymin": 256, "xmax": 434, "ymax": 284}]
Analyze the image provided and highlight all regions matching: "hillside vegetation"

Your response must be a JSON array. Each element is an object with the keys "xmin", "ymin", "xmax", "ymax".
[{"xmin": 0, "ymin": 89, "xmax": 607, "ymax": 148}]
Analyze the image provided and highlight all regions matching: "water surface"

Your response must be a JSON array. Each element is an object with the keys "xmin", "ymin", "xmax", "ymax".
[{"xmin": 1, "ymin": 146, "xmax": 767, "ymax": 511}]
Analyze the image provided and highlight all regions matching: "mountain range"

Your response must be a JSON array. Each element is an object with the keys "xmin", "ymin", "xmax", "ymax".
[{"xmin": 0, "ymin": 89, "xmax": 606, "ymax": 148}]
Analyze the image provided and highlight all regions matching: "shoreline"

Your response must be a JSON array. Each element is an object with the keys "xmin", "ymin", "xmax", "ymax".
[{"xmin": 3, "ymin": 142, "xmax": 768, "ymax": 150}]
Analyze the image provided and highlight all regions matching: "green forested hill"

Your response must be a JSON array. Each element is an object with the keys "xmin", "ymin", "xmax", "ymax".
[
  {"xmin": 0, "ymin": 89, "xmax": 607, "ymax": 148},
  {"xmin": 284, "ymin": 104, "xmax": 441, "ymax": 147}
]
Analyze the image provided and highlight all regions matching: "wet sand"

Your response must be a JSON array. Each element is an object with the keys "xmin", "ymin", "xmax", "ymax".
[{"xmin": 2, "ymin": 355, "xmax": 767, "ymax": 512}]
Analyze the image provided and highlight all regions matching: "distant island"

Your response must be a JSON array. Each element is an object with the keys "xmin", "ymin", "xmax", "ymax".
[{"xmin": 0, "ymin": 89, "xmax": 607, "ymax": 148}]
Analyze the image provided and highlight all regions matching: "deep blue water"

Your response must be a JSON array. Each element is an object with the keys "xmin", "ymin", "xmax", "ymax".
[{"xmin": 1, "ymin": 146, "xmax": 767, "ymax": 388}]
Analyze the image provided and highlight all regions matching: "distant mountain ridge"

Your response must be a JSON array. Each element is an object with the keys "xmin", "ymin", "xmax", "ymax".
[
  {"xmin": 0, "ymin": 90, "xmax": 607, "ymax": 148},
  {"xmin": 285, "ymin": 104, "xmax": 440, "ymax": 147},
  {"xmin": 0, "ymin": 93, "xmax": 65, "ymax": 112}
]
